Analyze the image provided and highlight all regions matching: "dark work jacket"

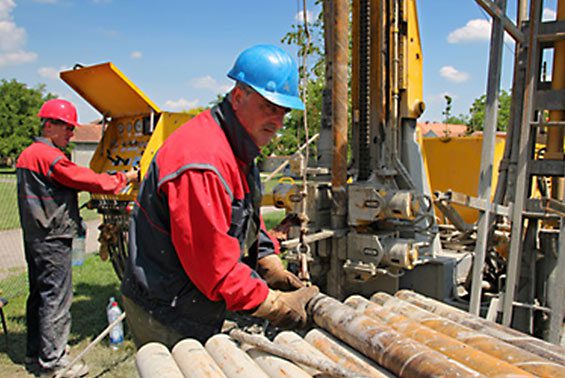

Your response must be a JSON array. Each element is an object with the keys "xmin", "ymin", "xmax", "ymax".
[
  {"xmin": 17, "ymin": 138, "xmax": 81, "ymax": 241},
  {"xmin": 121, "ymin": 98, "xmax": 276, "ymax": 342}
]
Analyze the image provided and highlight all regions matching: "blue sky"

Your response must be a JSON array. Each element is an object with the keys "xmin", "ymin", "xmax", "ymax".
[{"xmin": 0, "ymin": 0, "xmax": 559, "ymax": 124}]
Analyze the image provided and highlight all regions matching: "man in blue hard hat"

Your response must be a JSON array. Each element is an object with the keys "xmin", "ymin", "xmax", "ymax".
[{"xmin": 121, "ymin": 44, "xmax": 319, "ymax": 348}]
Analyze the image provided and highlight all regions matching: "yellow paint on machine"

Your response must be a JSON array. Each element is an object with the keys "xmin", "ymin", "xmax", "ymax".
[
  {"xmin": 420, "ymin": 136, "xmax": 506, "ymax": 224},
  {"xmin": 60, "ymin": 63, "xmax": 193, "ymax": 201}
]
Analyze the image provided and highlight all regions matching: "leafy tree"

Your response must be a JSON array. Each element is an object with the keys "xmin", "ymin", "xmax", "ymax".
[
  {"xmin": 260, "ymin": 0, "xmax": 326, "ymax": 164},
  {"xmin": 467, "ymin": 89, "xmax": 511, "ymax": 132},
  {"xmin": 442, "ymin": 95, "xmax": 468, "ymax": 125},
  {"xmin": 0, "ymin": 79, "xmax": 56, "ymax": 165}
]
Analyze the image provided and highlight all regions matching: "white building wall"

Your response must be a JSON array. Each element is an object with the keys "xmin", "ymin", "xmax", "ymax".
[{"xmin": 72, "ymin": 143, "xmax": 98, "ymax": 168}]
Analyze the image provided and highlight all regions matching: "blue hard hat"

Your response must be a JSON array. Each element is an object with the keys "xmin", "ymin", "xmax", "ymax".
[{"xmin": 228, "ymin": 44, "xmax": 305, "ymax": 111}]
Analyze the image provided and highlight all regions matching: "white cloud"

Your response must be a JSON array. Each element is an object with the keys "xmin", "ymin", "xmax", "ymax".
[
  {"xmin": 190, "ymin": 75, "xmax": 231, "ymax": 94},
  {"xmin": 543, "ymin": 7, "xmax": 556, "ymax": 21},
  {"xmin": 0, "ymin": 50, "xmax": 37, "ymax": 66},
  {"xmin": 295, "ymin": 9, "xmax": 314, "ymax": 23},
  {"xmin": 38, "ymin": 66, "xmax": 62, "ymax": 80},
  {"xmin": 440, "ymin": 66, "xmax": 470, "ymax": 83},
  {"xmin": 0, "ymin": 19, "xmax": 26, "ymax": 51},
  {"xmin": 164, "ymin": 98, "xmax": 200, "ymax": 111},
  {"xmin": 130, "ymin": 51, "xmax": 142, "ymax": 59},
  {"xmin": 0, "ymin": 0, "xmax": 15, "ymax": 19},
  {"xmin": 447, "ymin": 19, "xmax": 491, "ymax": 43},
  {"xmin": 0, "ymin": 0, "xmax": 37, "ymax": 67}
]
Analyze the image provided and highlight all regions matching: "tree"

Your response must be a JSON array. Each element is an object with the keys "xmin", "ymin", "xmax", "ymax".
[
  {"xmin": 0, "ymin": 79, "xmax": 56, "ymax": 165},
  {"xmin": 442, "ymin": 95, "xmax": 468, "ymax": 125},
  {"xmin": 259, "ymin": 0, "xmax": 326, "ymax": 164},
  {"xmin": 467, "ymin": 89, "xmax": 512, "ymax": 132}
]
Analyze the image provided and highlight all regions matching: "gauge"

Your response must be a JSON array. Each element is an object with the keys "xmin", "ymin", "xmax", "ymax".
[
  {"xmin": 127, "ymin": 123, "xmax": 133, "ymax": 133},
  {"xmin": 135, "ymin": 119, "xmax": 143, "ymax": 133},
  {"xmin": 117, "ymin": 124, "xmax": 124, "ymax": 134}
]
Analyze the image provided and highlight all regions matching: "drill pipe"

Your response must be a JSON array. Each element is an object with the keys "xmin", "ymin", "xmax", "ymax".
[
  {"xmin": 274, "ymin": 331, "xmax": 335, "ymax": 377},
  {"xmin": 136, "ymin": 342, "xmax": 184, "ymax": 378},
  {"xmin": 171, "ymin": 339, "xmax": 227, "ymax": 378},
  {"xmin": 371, "ymin": 292, "xmax": 565, "ymax": 377},
  {"xmin": 246, "ymin": 348, "xmax": 313, "ymax": 378},
  {"xmin": 304, "ymin": 329, "xmax": 395, "ymax": 378},
  {"xmin": 307, "ymin": 294, "xmax": 483, "ymax": 378},
  {"xmin": 230, "ymin": 329, "xmax": 365, "ymax": 378},
  {"xmin": 345, "ymin": 295, "xmax": 533, "ymax": 377},
  {"xmin": 395, "ymin": 290, "xmax": 565, "ymax": 365},
  {"xmin": 205, "ymin": 334, "xmax": 270, "ymax": 378}
]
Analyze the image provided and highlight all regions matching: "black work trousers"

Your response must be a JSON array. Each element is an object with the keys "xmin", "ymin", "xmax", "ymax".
[{"xmin": 24, "ymin": 237, "xmax": 72, "ymax": 370}]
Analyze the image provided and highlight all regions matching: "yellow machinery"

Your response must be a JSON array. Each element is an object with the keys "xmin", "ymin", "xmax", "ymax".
[{"xmin": 61, "ymin": 62, "xmax": 192, "ymax": 277}]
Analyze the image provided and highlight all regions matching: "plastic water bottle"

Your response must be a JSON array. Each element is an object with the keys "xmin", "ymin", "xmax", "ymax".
[
  {"xmin": 106, "ymin": 297, "xmax": 124, "ymax": 350},
  {"xmin": 72, "ymin": 221, "xmax": 87, "ymax": 266}
]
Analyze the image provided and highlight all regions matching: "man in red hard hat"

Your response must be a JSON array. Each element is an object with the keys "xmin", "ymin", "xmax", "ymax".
[
  {"xmin": 17, "ymin": 98, "xmax": 138, "ymax": 377},
  {"xmin": 121, "ymin": 44, "xmax": 319, "ymax": 349}
]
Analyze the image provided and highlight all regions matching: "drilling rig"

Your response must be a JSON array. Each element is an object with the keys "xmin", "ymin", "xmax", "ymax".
[
  {"xmin": 60, "ymin": 0, "xmax": 564, "ymax": 345},
  {"xmin": 271, "ymin": 0, "xmax": 565, "ymax": 345}
]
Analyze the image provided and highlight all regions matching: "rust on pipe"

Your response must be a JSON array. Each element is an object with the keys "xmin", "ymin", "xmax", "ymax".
[
  {"xmin": 136, "ymin": 342, "xmax": 184, "ymax": 378},
  {"xmin": 172, "ymin": 339, "xmax": 227, "ymax": 378},
  {"xmin": 308, "ymin": 294, "xmax": 483, "ymax": 377},
  {"xmin": 394, "ymin": 290, "xmax": 565, "ymax": 365},
  {"xmin": 230, "ymin": 329, "xmax": 364, "ymax": 378},
  {"xmin": 370, "ymin": 293, "xmax": 565, "ymax": 377},
  {"xmin": 205, "ymin": 334, "xmax": 270, "ymax": 378},
  {"xmin": 246, "ymin": 348, "xmax": 313, "ymax": 378},
  {"xmin": 274, "ymin": 331, "xmax": 335, "ymax": 377},
  {"xmin": 304, "ymin": 329, "xmax": 394, "ymax": 378},
  {"xmin": 331, "ymin": 0, "xmax": 349, "ymax": 229},
  {"xmin": 345, "ymin": 295, "xmax": 533, "ymax": 377}
]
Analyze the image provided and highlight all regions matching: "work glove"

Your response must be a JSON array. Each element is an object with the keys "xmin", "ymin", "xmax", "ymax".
[
  {"xmin": 251, "ymin": 286, "xmax": 319, "ymax": 329},
  {"xmin": 257, "ymin": 254, "xmax": 304, "ymax": 291}
]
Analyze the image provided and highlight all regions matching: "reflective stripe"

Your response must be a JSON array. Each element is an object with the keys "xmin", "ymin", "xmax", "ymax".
[
  {"xmin": 157, "ymin": 163, "xmax": 234, "ymax": 201},
  {"xmin": 47, "ymin": 156, "xmax": 64, "ymax": 178}
]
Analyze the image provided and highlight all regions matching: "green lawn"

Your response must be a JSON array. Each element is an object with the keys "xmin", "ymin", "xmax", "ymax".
[
  {"xmin": 0, "ymin": 254, "xmax": 136, "ymax": 377},
  {"xmin": 263, "ymin": 210, "xmax": 286, "ymax": 230},
  {"xmin": 0, "ymin": 173, "xmax": 99, "ymax": 231}
]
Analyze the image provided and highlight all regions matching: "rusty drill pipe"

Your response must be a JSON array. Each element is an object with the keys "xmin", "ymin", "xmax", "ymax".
[
  {"xmin": 304, "ymin": 329, "xmax": 395, "ymax": 378},
  {"xmin": 371, "ymin": 292, "xmax": 565, "ymax": 377},
  {"xmin": 345, "ymin": 295, "xmax": 533, "ymax": 377},
  {"xmin": 308, "ymin": 294, "xmax": 483, "ymax": 377},
  {"xmin": 205, "ymin": 334, "xmax": 270, "ymax": 378},
  {"xmin": 274, "ymin": 331, "xmax": 336, "ymax": 377},
  {"xmin": 171, "ymin": 339, "xmax": 227, "ymax": 378},
  {"xmin": 331, "ymin": 0, "xmax": 349, "ymax": 229},
  {"xmin": 230, "ymin": 329, "xmax": 365, "ymax": 378},
  {"xmin": 246, "ymin": 347, "xmax": 313, "ymax": 378},
  {"xmin": 394, "ymin": 290, "xmax": 565, "ymax": 365},
  {"xmin": 136, "ymin": 342, "xmax": 184, "ymax": 378}
]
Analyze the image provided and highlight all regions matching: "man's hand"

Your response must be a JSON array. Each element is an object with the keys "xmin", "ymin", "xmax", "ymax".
[
  {"xmin": 125, "ymin": 168, "xmax": 140, "ymax": 183},
  {"xmin": 251, "ymin": 286, "xmax": 319, "ymax": 329},
  {"xmin": 257, "ymin": 255, "xmax": 304, "ymax": 291}
]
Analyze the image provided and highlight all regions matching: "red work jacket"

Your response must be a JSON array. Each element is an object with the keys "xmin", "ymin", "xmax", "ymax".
[{"xmin": 17, "ymin": 137, "xmax": 127, "ymax": 241}]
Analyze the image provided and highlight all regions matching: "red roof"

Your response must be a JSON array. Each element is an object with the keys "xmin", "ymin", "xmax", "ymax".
[
  {"xmin": 417, "ymin": 122, "xmax": 468, "ymax": 138},
  {"xmin": 71, "ymin": 122, "xmax": 103, "ymax": 143}
]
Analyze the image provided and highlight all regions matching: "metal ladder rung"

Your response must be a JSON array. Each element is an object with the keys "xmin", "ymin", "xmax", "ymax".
[
  {"xmin": 530, "ymin": 120, "xmax": 565, "ymax": 128},
  {"xmin": 538, "ymin": 20, "xmax": 565, "ymax": 43},
  {"xmin": 527, "ymin": 159, "xmax": 565, "ymax": 177}
]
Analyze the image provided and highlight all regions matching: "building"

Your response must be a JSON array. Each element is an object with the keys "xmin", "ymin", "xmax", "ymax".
[
  {"xmin": 70, "ymin": 121, "xmax": 103, "ymax": 168},
  {"xmin": 417, "ymin": 122, "xmax": 468, "ymax": 138}
]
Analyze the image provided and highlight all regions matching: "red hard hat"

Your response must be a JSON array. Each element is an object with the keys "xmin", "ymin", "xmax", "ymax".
[{"xmin": 38, "ymin": 99, "xmax": 79, "ymax": 127}]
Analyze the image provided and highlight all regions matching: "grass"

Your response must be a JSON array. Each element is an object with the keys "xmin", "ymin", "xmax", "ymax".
[
  {"xmin": 0, "ymin": 173, "xmax": 99, "ymax": 231},
  {"xmin": 0, "ymin": 254, "xmax": 136, "ymax": 377},
  {"xmin": 263, "ymin": 210, "xmax": 286, "ymax": 230},
  {"xmin": 0, "ymin": 207, "xmax": 286, "ymax": 377}
]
